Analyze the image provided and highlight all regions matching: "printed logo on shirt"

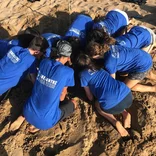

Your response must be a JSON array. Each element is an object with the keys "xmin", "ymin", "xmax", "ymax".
[
  {"xmin": 7, "ymin": 50, "xmax": 20, "ymax": 63},
  {"xmin": 37, "ymin": 70, "xmax": 57, "ymax": 88},
  {"xmin": 8, "ymin": 40, "xmax": 13, "ymax": 45},
  {"xmin": 117, "ymin": 40, "xmax": 126, "ymax": 46},
  {"xmin": 111, "ymin": 45, "xmax": 119, "ymax": 58},
  {"xmin": 88, "ymin": 69, "xmax": 96, "ymax": 75},
  {"xmin": 69, "ymin": 27, "xmax": 80, "ymax": 36},
  {"xmin": 98, "ymin": 22, "xmax": 109, "ymax": 35},
  {"xmin": 46, "ymin": 35, "xmax": 60, "ymax": 40},
  {"xmin": 80, "ymin": 31, "xmax": 85, "ymax": 39}
]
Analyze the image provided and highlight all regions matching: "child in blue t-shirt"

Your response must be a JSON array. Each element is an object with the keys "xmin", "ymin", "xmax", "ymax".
[
  {"xmin": 42, "ymin": 33, "xmax": 62, "ymax": 57},
  {"xmin": 77, "ymin": 54, "xmax": 132, "ymax": 137},
  {"xmin": 64, "ymin": 14, "xmax": 93, "ymax": 49},
  {"xmin": 115, "ymin": 26, "xmax": 156, "ymax": 52},
  {"xmin": 10, "ymin": 40, "xmax": 76, "ymax": 133},
  {"xmin": 0, "ymin": 36, "xmax": 49, "ymax": 95},
  {"xmin": 85, "ymin": 42, "xmax": 156, "ymax": 93},
  {"xmin": 92, "ymin": 9, "xmax": 129, "ymax": 37},
  {"xmin": 0, "ymin": 34, "xmax": 37, "ymax": 59},
  {"xmin": 87, "ymin": 25, "xmax": 156, "ymax": 54}
]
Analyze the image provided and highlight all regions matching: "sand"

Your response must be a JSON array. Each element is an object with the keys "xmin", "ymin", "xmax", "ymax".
[{"xmin": 0, "ymin": 0, "xmax": 156, "ymax": 156}]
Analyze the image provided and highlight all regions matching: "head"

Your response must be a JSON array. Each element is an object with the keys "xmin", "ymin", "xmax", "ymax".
[
  {"xmin": 17, "ymin": 34, "xmax": 36, "ymax": 48},
  {"xmin": 66, "ymin": 36, "xmax": 81, "ymax": 63},
  {"xmin": 85, "ymin": 41, "xmax": 110, "ymax": 59},
  {"xmin": 50, "ymin": 40, "xmax": 72, "ymax": 64},
  {"xmin": 28, "ymin": 36, "xmax": 49, "ymax": 57},
  {"xmin": 76, "ymin": 53, "xmax": 100, "ymax": 71},
  {"xmin": 87, "ymin": 29, "xmax": 116, "ymax": 45}
]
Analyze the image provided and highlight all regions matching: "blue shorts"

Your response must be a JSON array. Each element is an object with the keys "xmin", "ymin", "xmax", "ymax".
[{"xmin": 102, "ymin": 92, "xmax": 133, "ymax": 115}]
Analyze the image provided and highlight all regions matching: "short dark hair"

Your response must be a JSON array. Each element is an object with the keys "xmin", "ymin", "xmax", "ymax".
[
  {"xmin": 17, "ymin": 34, "xmax": 35, "ymax": 48},
  {"xmin": 28, "ymin": 36, "xmax": 49, "ymax": 53}
]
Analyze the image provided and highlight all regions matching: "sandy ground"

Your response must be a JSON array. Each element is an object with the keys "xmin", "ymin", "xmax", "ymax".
[{"xmin": 0, "ymin": 0, "xmax": 156, "ymax": 156}]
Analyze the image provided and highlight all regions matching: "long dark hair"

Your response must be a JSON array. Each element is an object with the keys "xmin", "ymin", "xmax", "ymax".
[
  {"xmin": 85, "ymin": 41, "xmax": 110, "ymax": 58},
  {"xmin": 76, "ymin": 53, "xmax": 101, "ymax": 71},
  {"xmin": 28, "ymin": 36, "xmax": 49, "ymax": 54},
  {"xmin": 87, "ymin": 29, "xmax": 116, "ymax": 45}
]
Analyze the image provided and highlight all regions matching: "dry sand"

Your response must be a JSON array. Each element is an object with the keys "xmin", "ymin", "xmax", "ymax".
[{"xmin": 0, "ymin": 0, "xmax": 156, "ymax": 156}]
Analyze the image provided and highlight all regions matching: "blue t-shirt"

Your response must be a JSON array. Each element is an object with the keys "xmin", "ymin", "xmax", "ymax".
[
  {"xmin": 23, "ymin": 59, "xmax": 75, "ymax": 130},
  {"xmin": 42, "ymin": 33, "xmax": 61, "ymax": 57},
  {"xmin": 115, "ymin": 26, "xmax": 151, "ymax": 48},
  {"xmin": 0, "ymin": 46, "xmax": 36, "ymax": 95},
  {"xmin": 103, "ymin": 45, "xmax": 152, "ymax": 74},
  {"xmin": 93, "ymin": 10, "xmax": 128, "ymax": 36},
  {"xmin": 0, "ymin": 39, "xmax": 20, "ymax": 59},
  {"xmin": 64, "ymin": 14, "xmax": 93, "ymax": 48},
  {"xmin": 80, "ymin": 69, "xmax": 130, "ymax": 110}
]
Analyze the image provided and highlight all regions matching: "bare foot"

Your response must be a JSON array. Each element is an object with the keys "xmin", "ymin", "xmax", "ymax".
[
  {"xmin": 9, "ymin": 116, "xmax": 25, "ymax": 132},
  {"xmin": 27, "ymin": 125, "xmax": 40, "ymax": 133},
  {"xmin": 116, "ymin": 121, "xmax": 129, "ymax": 137},
  {"xmin": 122, "ymin": 110, "xmax": 131, "ymax": 129},
  {"xmin": 71, "ymin": 97, "xmax": 78, "ymax": 109},
  {"xmin": 146, "ymin": 70, "xmax": 156, "ymax": 81}
]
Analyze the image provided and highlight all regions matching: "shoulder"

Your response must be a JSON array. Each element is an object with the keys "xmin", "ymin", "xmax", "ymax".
[
  {"xmin": 9, "ymin": 46, "xmax": 23, "ymax": 52},
  {"xmin": 63, "ymin": 65, "xmax": 74, "ymax": 74}
]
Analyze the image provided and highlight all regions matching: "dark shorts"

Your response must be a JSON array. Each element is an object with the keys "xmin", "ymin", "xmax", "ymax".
[
  {"xmin": 128, "ymin": 70, "xmax": 150, "ymax": 80},
  {"xmin": 59, "ymin": 99, "xmax": 75, "ymax": 121},
  {"xmin": 103, "ymin": 92, "xmax": 133, "ymax": 115}
]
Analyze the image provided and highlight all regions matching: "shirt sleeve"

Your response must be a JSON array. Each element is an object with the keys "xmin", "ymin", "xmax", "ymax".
[
  {"xmin": 103, "ymin": 51, "xmax": 117, "ymax": 74},
  {"xmin": 65, "ymin": 69, "xmax": 75, "ymax": 87},
  {"xmin": 80, "ymin": 72, "xmax": 88, "ymax": 87},
  {"xmin": 28, "ymin": 60, "xmax": 37, "ymax": 74}
]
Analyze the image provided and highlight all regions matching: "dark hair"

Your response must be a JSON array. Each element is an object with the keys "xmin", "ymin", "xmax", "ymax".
[
  {"xmin": 24, "ymin": 27, "xmax": 41, "ymax": 36},
  {"xmin": 94, "ymin": 15, "xmax": 102, "ymax": 23},
  {"xmin": 28, "ymin": 36, "xmax": 49, "ymax": 53},
  {"xmin": 85, "ymin": 41, "xmax": 110, "ymax": 58},
  {"xmin": 66, "ymin": 36, "xmax": 81, "ymax": 63},
  {"xmin": 49, "ymin": 48, "xmax": 59, "ymax": 59},
  {"xmin": 17, "ymin": 34, "xmax": 36, "ymax": 48},
  {"xmin": 87, "ymin": 29, "xmax": 116, "ymax": 44},
  {"xmin": 76, "ymin": 53, "xmax": 100, "ymax": 71}
]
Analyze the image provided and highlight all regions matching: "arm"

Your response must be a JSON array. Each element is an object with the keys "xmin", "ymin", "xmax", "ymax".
[
  {"xmin": 84, "ymin": 86, "xmax": 94, "ymax": 101},
  {"xmin": 60, "ymin": 87, "xmax": 68, "ymax": 101},
  {"xmin": 110, "ymin": 73, "xmax": 116, "ymax": 79},
  {"xmin": 29, "ymin": 73, "xmax": 37, "ymax": 84}
]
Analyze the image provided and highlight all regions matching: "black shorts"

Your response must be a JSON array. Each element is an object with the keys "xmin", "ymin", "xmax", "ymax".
[
  {"xmin": 128, "ymin": 70, "xmax": 150, "ymax": 80},
  {"xmin": 103, "ymin": 92, "xmax": 133, "ymax": 115},
  {"xmin": 59, "ymin": 99, "xmax": 75, "ymax": 121}
]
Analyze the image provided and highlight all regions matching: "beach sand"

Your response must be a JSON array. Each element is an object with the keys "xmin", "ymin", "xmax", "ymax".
[{"xmin": 0, "ymin": 0, "xmax": 156, "ymax": 155}]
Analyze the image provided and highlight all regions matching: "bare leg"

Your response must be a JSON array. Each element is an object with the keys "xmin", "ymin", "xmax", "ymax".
[
  {"xmin": 124, "ymin": 78, "xmax": 156, "ymax": 92},
  {"xmin": 27, "ymin": 125, "xmax": 39, "ymax": 133},
  {"xmin": 142, "ymin": 44, "xmax": 154, "ymax": 54},
  {"xmin": 122, "ymin": 110, "xmax": 131, "ymax": 129},
  {"xmin": 95, "ymin": 101, "xmax": 129, "ymax": 137},
  {"xmin": 146, "ymin": 70, "xmax": 156, "ymax": 81},
  {"xmin": 131, "ymin": 84, "xmax": 156, "ymax": 92},
  {"xmin": 71, "ymin": 98, "xmax": 78, "ymax": 109},
  {"xmin": 9, "ymin": 115, "xmax": 25, "ymax": 131}
]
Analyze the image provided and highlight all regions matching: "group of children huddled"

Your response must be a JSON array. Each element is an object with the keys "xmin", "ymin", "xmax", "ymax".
[{"xmin": 1, "ymin": 9, "xmax": 155, "ymax": 137}]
